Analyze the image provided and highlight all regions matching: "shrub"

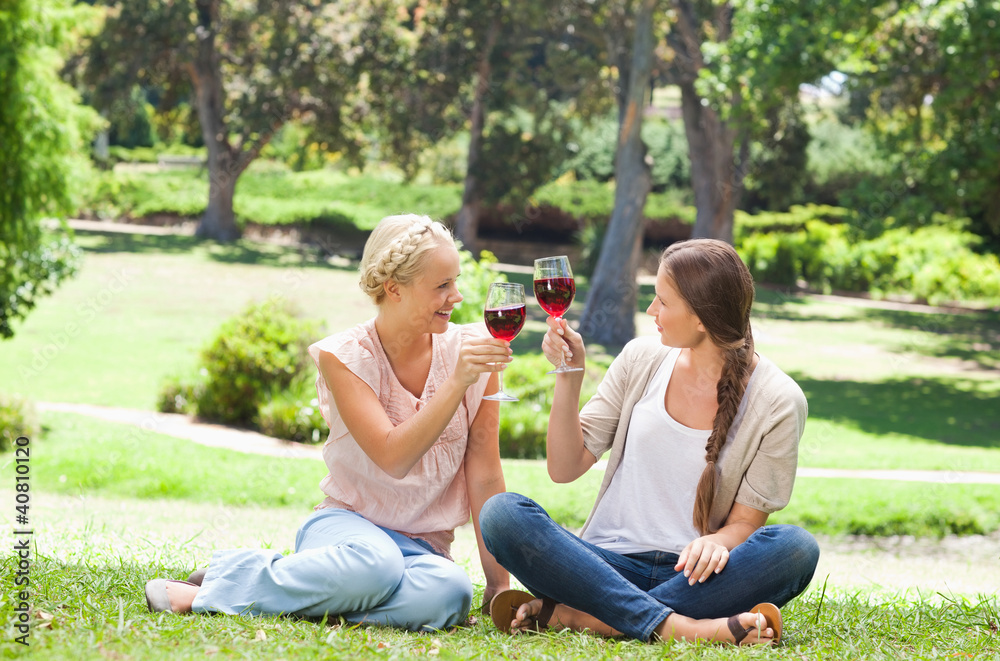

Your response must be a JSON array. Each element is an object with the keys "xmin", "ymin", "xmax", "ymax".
[
  {"xmin": 563, "ymin": 115, "xmax": 689, "ymax": 192},
  {"xmin": 258, "ymin": 376, "xmax": 328, "ymax": 444},
  {"xmin": 194, "ymin": 298, "xmax": 322, "ymax": 427},
  {"xmin": 156, "ymin": 373, "xmax": 201, "ymax": 415},
  {"xmin": 452, "ymin": 248, "xmax": 504, "ymax": 325},
  {"xmin": 498, "ymin": 352, "xmax": 609, "ymax": 458},
  {"xmin": 737, "ymin": 213, "xmax": 1000, "ymax": 305},
  {"xmin": 0, "ymin": 394, "xmax": 39, "ymax": 452}
]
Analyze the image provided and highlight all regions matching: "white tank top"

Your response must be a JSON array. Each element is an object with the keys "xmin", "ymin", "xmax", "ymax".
[{"xmin": 581, "ymin": 348, "xmax": 709, "ymax": 555}]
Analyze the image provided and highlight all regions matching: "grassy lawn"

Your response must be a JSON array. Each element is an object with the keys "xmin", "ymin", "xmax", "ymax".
[{"xmin": 2, "ymin": 228, "xmax": 999, "ymax": 657}]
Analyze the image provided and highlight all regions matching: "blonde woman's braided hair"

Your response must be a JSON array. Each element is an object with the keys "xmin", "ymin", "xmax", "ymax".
[
  {"xmin": 659, "ymin": 239, "xmax": 756, "ymax": 535},
  {"xmin": 359, "ymin": 214, "xmax": 454, "ymax": 305}
]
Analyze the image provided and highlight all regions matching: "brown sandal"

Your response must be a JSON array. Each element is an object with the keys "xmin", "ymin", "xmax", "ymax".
[
  {"xmin": 489, "ymin": 589, "xmax": 557, "ymax": 633},
  {"xmin": 727, "ymin": 602, "xmax": 782, "ymax": 644}
]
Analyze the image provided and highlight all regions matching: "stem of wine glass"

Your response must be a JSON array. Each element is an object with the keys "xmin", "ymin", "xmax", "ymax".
[{"xmin": 555, "ymin": 314, "xmax": 567, "ymax": 369}]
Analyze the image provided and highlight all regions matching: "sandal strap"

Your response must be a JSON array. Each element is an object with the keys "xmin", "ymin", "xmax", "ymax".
[
  {"xmin": 727, "ymin": 614, "xmax": 749, "ymax": 643},
  {"xmin": 535, "ymin": 598, "xmax": 557, "ymax": 631}
]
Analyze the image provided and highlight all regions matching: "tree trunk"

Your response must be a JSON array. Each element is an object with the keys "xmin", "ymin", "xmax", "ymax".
[
  {"xmin": 190, "ymin": 0, "xmax": 242, "ymax": 241},
  {"xmin": 453, "ymin": 19, "xmax": 500, "ymax": 255},
  {"xmin": 680, "ymin": 82, "xmax": 743, "ymax": 244},
  {"xmin": 671, "ymin": 0, "xmax": 743, "ymax": 244},
  {"xmin": 578, "ymin": 0, "xmax": 656, "ymax": 347}
]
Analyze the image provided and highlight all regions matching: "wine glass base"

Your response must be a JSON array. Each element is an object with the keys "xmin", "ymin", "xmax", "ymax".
[
  {"xmin": 483, "ymin": 391, "xmax": 519, "ymax": 402},
  {"xmin": 547, "ymin": 365, "xmax": 584, "ymax": 374}
]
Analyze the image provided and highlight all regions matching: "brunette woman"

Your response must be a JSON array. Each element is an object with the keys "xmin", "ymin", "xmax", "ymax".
[{"xmin": 481, "ymin": 239, "xmax": 819, "ymax": 645}]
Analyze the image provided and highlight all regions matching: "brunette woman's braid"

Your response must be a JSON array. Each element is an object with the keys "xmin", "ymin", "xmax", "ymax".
[
  {"xmin": 660, "ymin": 238, "xmax": 756, "ymax": 535},
  {"xmin": 692, "ymin": 330, "xmax": 754, "ymax": 535}
]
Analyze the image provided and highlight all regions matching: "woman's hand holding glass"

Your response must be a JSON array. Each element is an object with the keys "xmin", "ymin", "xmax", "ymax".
[
  {"xmin": 542, "ymin": 315, "xmax": 586, "ymax": 373},
  {"xmin": 453, "ymin": 329, "xmax": 512, "ymax": 388}
]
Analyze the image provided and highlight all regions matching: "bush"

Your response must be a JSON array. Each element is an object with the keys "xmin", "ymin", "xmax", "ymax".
[
  {"xmin": 498, "ymin": 352, "xmax": 609, "ymax": 458},
  {"xmin": 155, "ymin": 373, "xmax": 201, "ymax": 415},
  {"xmin": 737, "ymin": 213, "xmax": 1000, "ymax": 305},
  {"xmin": 193, "ymin": 298, "xmax": 322, "ymax": 427},
  {"xmin": 564, "ymin": 115, "xmax": 689, "ymax": 192},
  {"xmin": 258, "ymin": 376, "xmax": 328, "ymax": 444},
  {"xmin": 0, "ymin": 394, "xmax": 39, "ymax": 452},
  {"xmin": 452, "ymin": 248, "xmax": 504, "ymax": 325}
]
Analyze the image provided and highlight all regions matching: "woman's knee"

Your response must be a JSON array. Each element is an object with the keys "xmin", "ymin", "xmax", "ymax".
[
  {"xmin": 768, "ymin": 524, "xmax": 821, "ymax": 578},
  {"xmin": 331, "ymin": 536, "xmax": 407, "ymax": 598},
  {"xmin": 479, "ymin": 492, "xmax": 532, "ymax": 545},
  {"xmin": 408, "ymin": 556, "xmax": 473, "ymax": 623}
]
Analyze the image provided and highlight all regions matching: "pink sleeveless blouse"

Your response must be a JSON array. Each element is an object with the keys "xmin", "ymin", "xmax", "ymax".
[{"xmin": 307, "ymin": 318, "xmax": 491, "ymax": 557}]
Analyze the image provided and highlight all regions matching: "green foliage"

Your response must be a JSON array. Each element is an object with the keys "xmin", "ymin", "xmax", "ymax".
[
  {"xmin": 498, "ymin": 353, "xmax": 610, "ymax": 459},
  {"xmin": 0, "ymin": 234, "xmax": 82, "ymax": 338},
  {"xmin": 804, "ymin": 114, "xmax": 892, "ymax": 206},
  {"xmin": 849, "ymin": 0, "xmax": 1000, "ymax": 243},
  {"xmin": 79, "ymin": 168, "xmax": 462, "ymax": 229},
  {"xmin": 257, "ymin": 377, "xmax": 328, "ymax": 444},
  {"xmin": 563, "ymin": 115, "xmax": 690, "ymax": 192},
  {"xmin": 0, "ymin": 393, "xmax": 38, "ymax": 452},
  {"xmin": 0, "ymin": 0, "xmax": 100, "ymax": 338},
  {"xmin": 106, "ymin": 85, "xmax": 157, "ymax": 149},
  {"xmin": 452, "ymin": 249, "xmax": 503, "ymax": 325},
  {"xmin": 742, "ymin": 104, "xmax": 812, "ymax": 212},
  {"xmin": 192, "ymin": 298, "xmax": 322, "ymax": 427},
  {"xmin": 155, "ymin": 374, "xmax": 200, "ymax": 416},
  {"xmin": 260, "ymin": 121, "xmax": 333, "ymax": 173},
  {"xmin": 778, "ymin": 479, "xmax": 1000, "ymax": 538},
  {"xmin": 738, "ymin": 213, "xmax": 1000, "ymax": 305}
]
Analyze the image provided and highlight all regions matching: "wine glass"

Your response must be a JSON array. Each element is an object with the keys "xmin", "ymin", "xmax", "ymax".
[
  {"xmin": 533, "ymin": 256, "xmax": 583, "ymax": 374},
  {"xmin": 483, "ymin": 282, "xmax": 526, "ymax": 402}
]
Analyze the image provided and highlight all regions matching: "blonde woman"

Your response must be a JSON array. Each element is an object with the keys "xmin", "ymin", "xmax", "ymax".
[
  {"xmin": 482, "ymin": 239, "xmax": 819, "ymax": 645},
  {"xmin": 146, "ymin": 215, "xmax": 511, "ymax": 631}
]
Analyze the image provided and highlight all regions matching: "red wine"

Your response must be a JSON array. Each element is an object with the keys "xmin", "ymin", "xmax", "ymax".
[
  {"xmin": 534, "ymin": 277, "xmax": 575, "ymax": 317},
  {"xmin": 484, "ymin": 304, "xmax": 526, "ymax": 341}
]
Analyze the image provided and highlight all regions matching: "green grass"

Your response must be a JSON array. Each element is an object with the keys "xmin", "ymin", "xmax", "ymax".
[{"xmin": 2, "ymin": 550, "xmax": 998, "ymax": 659}]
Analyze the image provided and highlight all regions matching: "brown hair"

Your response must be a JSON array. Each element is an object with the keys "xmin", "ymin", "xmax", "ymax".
[{"xmin": 659, "ymin": 239, "xmax": 755, "ymax": 535}]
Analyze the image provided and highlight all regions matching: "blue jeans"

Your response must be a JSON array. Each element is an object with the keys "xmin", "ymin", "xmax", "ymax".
[
  {"xmin": 192, "ymin": 508, "xmax": 472, "ymax": 632},
  {"xmin": 480, "ymin": 492, "xmax": 820, "ymax": 641}
]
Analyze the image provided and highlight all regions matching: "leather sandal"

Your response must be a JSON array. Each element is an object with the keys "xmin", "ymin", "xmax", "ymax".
[
  {"xmin": 489, "ymin": 589, "xmax": 557, "ymax": 633},
  {"xmin": 144, "ymin": 579, "xmax": 198, "ymax": 613},
  {"xmin": 727, "ymin": 602, "xmax": 782, "ymax": 644},
  {"xmin": 186, "ymin": 568, "xmax": 207, "ymax": 586}
]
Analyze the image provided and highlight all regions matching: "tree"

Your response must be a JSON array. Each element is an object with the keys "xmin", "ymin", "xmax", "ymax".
[
  {"xmin": 578, "ymin": 0, "xmax": 657, "ymax": 346},
  {"xmin": 1, "ymin": 0, "xmax": 100, "ymax": 339},
  {"xmin": 662, "ymin": 0, "xmax": 894, "ymax": 243},
  {"xmin": 363, "ymin": 0, "xmax": 608, "ymax": 254},
  {"xmin": 82, "ymin": 0, "xmax": 381, "ymax": 240},
  {"xmin": 849, "ymin": 0, "xmax": 1000, "ymax": 244}
]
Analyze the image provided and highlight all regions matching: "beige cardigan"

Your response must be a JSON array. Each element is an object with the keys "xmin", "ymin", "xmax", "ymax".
[{"xmin": 579, "ymin": 337, "xmax": 808, "ymax": 536}]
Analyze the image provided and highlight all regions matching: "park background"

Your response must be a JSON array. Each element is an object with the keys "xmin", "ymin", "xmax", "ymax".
[{"xmin": 2, "ymin": 0, "xmax": 999, "ymax": 658}]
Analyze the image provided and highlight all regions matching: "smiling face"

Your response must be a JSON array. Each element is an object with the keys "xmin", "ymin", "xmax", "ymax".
[
  {"xmin": 395, "ymin": 240, "xmax": 464, "ymax": 333},
  {"xmin": 646, "ymin": 264, "xmax": 706, "ymax": 348}
]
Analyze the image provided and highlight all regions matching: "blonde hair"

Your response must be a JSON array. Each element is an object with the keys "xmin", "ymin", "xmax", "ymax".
[
  {"xmin": 359, "ymin": 214, "xmax": 454, "ymax": 305},
  {"xmin": 659, "ymin": 239, "xmax": 756, "ymax": 535}
]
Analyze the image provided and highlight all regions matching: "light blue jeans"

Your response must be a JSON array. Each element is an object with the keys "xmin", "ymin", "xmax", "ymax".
[
  {"xmin": 481, "ymin": 492, "xmax": 820, "ymax": 641},
  {"xmin": 191, "ymin": 508, "xmax": 473, "ymax": 632}
]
